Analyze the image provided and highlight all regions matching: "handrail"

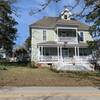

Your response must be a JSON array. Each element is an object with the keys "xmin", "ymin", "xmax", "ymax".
[{"xmin": 58, "ymin": 37, "xmax": 77, "ymax": 43}]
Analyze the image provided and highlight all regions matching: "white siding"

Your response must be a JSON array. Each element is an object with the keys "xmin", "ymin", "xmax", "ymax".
[
  {"xmin": 31, "ymin": 29, "xmax": 57, "ymax": 62},
  {"xmin": 31, "ymin": 28, "xmax": 93, "ymax": 62},
  {"xmin": 78, "ymin": 31, "xmax": 93, "ymax": 43}
]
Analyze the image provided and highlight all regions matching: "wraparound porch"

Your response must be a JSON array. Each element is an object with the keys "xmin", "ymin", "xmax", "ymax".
[{"xmin": 37, "ymin": 42, "xmax": 92, "ymax": 63}]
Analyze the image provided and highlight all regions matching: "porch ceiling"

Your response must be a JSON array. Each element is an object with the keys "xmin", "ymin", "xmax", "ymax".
[
  {"xmin": 37, "ymin": 41, "xmax": 88, "ymax": 48},
  {"xmin": 37, "ymin": 41, "xmax": 64, "ymax": 47}
]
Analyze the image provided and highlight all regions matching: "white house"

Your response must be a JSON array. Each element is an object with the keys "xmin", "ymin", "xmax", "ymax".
[{"xmin": 30, "ymin": 8, "xmax": 94, "ymax": 71}]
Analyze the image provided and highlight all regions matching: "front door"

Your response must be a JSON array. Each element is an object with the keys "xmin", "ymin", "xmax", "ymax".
[
  {"xmin": 62, "ymin": 48, "xmax": 69, "ymax": 58},
  {"xmin": 62, "ymin": 48, "xmax": 75, "ymax": 58},
  {"xmin": 69, "ymin": 48, "xmax": 75, "ymax": 57}
]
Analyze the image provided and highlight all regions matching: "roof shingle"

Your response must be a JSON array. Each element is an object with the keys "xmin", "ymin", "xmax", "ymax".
[{"xmin": 30, "ymin": 17, "xmax": 89, "ymax": 31}]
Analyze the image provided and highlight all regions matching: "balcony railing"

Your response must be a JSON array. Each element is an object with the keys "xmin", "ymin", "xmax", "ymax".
[{"xmin": 58, "ymin": 37, "xmax": 78, "ymax": 43}]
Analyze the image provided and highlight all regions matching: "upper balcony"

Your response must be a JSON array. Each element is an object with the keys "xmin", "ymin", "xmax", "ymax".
[{"xmin": 57, "ymin": 28, "xmax": 78, "ymax": 44}]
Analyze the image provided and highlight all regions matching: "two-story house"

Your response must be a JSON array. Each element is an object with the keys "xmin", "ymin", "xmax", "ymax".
[{"xmin": 30, "ymin": 8, "xmax": 93, "ymax": 71}]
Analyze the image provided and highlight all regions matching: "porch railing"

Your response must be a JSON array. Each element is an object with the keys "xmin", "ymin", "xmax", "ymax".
[
  {"xmin": 58, "ymin": 37, "xmax": 78, "ymax": 43},
  {"xmin": 39, "ymin": 56, "xmax": 58, "ymax": 62},
  {"xmin": 63, "ymin": 56, "xmax": 90, "ymax": 64},
  {"xmin": 39, "ymin": 56, "xmax": 90, "ymax": 63},
  {"xmin": 75, "ymin": 56, "xmax": 90, "ymax": 64}
]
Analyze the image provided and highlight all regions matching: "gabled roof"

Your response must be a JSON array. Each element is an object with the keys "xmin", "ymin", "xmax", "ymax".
[
  {"xmin": 30, "ymin": 17, "xmax": 58, "ymax": 29},
  {"xmin": 30, "ymin": 17, "xmax": 89, "ymax": 31}
]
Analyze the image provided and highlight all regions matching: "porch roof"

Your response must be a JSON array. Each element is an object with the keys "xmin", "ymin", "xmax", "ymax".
[
  {"xmin": 64, "ymin": 43, "xmax": 88, "ymax": 48},
  {"xmin": 37, "ymin": 41, "xmax": 88, "ymax": 48},
  {"xmin": 37, "ymin": 41, "xmax": 64, "ymax": 47}
]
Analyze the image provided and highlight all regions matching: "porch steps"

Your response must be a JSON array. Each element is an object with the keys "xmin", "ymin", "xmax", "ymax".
[{"xmin": 52, "ymin": 62, "xmax": 94, "ymax": 71}]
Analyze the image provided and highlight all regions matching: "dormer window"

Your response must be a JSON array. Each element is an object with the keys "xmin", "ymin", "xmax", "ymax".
[
  {"xmin": 64, "ymin": 15, "xmax": 67, "ymax": 19},
  {"xmin": 60, "ymin": 8, "xmax": 72, "ymax": 20}
]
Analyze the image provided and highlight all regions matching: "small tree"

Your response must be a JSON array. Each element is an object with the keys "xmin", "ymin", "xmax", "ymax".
[
  {"xmin": 25, "ymin": 36, "xmax": 31, "ymax": 51},
  {"xmin": 14, "ymin": 48, "xmax": 29, "ymax": 62},
  {"xmin": 24, "ymin": 36, "xmax": 31, "ymax": 61},
  {"xmin": 87, "ymin": 40, "xmax": 100, "ymax": 68}
]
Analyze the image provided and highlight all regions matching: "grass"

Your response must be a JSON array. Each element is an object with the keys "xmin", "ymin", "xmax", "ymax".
[{"xmin": 0, "ymin": 66, "xmax": 100, "ymax": 86}]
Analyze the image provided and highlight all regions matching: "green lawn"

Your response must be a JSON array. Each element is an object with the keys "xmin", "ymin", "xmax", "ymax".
[{"xmin": 0, "ymin": 67, "xmax": 100, "ymax": 86}]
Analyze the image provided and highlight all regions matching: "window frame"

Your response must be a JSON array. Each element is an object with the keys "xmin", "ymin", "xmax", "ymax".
[
  {"xmin": 43, "ymin": 30, "xmax": 46, "ymax": 41},
  {"xmin": 64, "ymin": 15, "xmax": 67, "ymax": 19},
  {"xmin": 79, "ymin": 31, "xmax": 84, "ymax": 42}
]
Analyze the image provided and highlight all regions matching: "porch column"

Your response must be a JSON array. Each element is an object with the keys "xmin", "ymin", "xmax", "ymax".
[
  {"xmin": 77, "ymin": 47, "xmax": 79, "ymax": 57},
  {"xmin": 75, "ymin": 46, "xmax": 77, "ymax": 57},
  {"xmin": 57, "ymin": 46, "xmax": 59, "ymax": 61},
  {"xmin": 60, "ymin": 47, "xmax": 63, "ymax": 61},
  {"xmin": 38, "ymin": 46, "xmax": 41, "ymax": 61},
  {"xmin": 40, "ymin": 46, "xmax": 43, "ymax": 61},
  {"xmin": 41, "ymin": 46, "xmax": 43, "ymax": 56}
]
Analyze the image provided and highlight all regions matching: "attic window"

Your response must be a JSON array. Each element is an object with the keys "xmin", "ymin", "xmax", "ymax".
[{"xmin": 64, "ymin": 15, "xmax": 67, "ymax": 19}]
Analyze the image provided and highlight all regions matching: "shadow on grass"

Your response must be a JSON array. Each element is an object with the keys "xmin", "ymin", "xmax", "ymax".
[{"xmin": 0, "ymin": 61, "xmax": 38, "ymax": 70}]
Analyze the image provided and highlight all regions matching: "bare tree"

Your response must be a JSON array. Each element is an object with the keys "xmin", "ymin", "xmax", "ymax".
[{"xmin": 29, "ymin": 0, "xmax": 100, "ymax": 68}]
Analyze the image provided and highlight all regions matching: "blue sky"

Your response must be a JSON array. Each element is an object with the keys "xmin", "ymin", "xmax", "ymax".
[
  {"xmin": 14, "ymin": 0, "xmax": 99, "ymax": 46},
  {"xmin": 14, "ymin": 0, "xmax": 84, "ymax": 46}
]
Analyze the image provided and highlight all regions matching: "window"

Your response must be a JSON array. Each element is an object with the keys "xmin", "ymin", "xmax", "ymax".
[
  {"xmin": 79, "ymin": 48, "xmax": 92, "ymax": 56},
  {"xmin": 79, "ymin": 32, "xmax": 84, "ymax": 41},
  {"xmin": 69, "ymin": 48, "xmax": 75, "ymax": 57},
  {"xmin": 43, "ymin": 30, "xmax": 46, "ymax": 41},
  {"xmin": 64, "ymin": 15, "xmax": 67, "ymax": 19},
  {"xmin": 43, "ymin": 47, "xmax": 57, "ymax": 56},
  {"xmin": 62, "ymin": 48, "xmax": 68, "ymax": 57},
  {"xmin": 58, "ymin": 29, "xmax": 76, "ymax": 37}
]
